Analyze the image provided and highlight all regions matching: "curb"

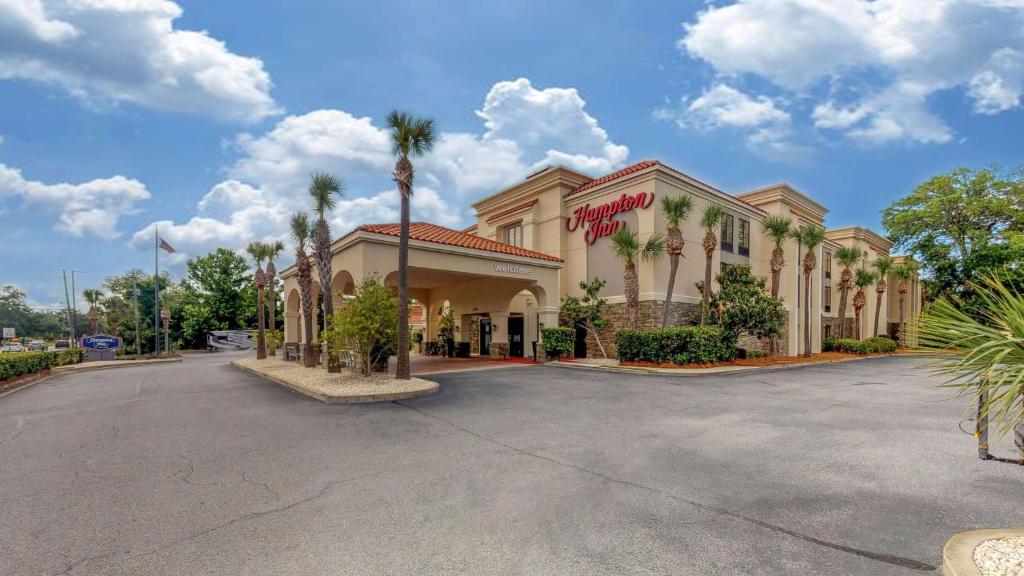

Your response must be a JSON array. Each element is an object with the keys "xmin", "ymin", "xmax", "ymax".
[
  {"xmin": 231, "ymin": 361, "xmax": 439, "ymax": 404},
  {"xmin": 942, "ymin": 528, "xmax": 1024, "ymax": 576},
  {"xmin": 548, "ymin": 353, "xmax": 922, "ymax": 377},
  {"xmin": 0, "ymin": 357, "xmax": 183, "ymax": 399}
]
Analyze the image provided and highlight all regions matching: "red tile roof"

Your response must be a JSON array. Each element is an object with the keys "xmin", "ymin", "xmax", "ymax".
[
  {"xmin": 485, "ymin": 199, "xmax": 538, "ymax": 223},
  {"xmin": 408, "ymin": 304, "xmax": 425, "ymax": 325},
  {"xmin": 566, "ymin": 160, "xmax": 660, "ymax": 197},
  {"xmin": 350, "ymin": 222, "xmax": 563, "ymax": 262}
]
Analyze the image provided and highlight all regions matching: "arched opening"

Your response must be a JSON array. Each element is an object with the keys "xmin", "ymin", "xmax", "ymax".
[
  {"xmin": 285, "ymin": 288, "xmax": 301, "ymax": 343},
  {"xmin": 330, "ymin": 270, "xmax": 355, "ymax": 310}
]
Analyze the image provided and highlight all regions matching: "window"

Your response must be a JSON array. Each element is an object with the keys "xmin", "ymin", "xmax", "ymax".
[
  {"xmin": 504, "ymin": 223, "xmax": 523, "ymax": 247},
  {"xmin": 824, "ymin": 251, "xmax": 832, "ymax": 279},
  {"xmin": 720, "ymin": 214, "xmax": 735, "ymax": 252},
  {"xmin": 738, "ymin": 219, "xmax": 750, "ymax": 256},
  {"xmin": 823, "ymin": 283, "xmax": 832, "ymax": 313}
]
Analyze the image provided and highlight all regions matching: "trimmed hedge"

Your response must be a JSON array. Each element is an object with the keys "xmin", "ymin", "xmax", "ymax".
[
  {"xmin": 737, "ymin": 348, "xmax": 769, "ymax": 359},
  {"xmin": 541, "ymin": 327, "xmax": 575, "ymax": 359},
  {"xmin": 822, "ymin": 336, "xmax": 897, "ymax": 354},
  {"xmin": 0, "ymin": 349, "xmax": 84, "ymax": 381},
  {"xmin": 616, "ymin": 326, "xmax": 737, "ymax": 365}
]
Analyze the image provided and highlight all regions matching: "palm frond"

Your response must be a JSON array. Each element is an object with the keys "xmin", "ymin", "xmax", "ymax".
[
  {"xmin": 609, "ymin": 227, "xmax": 640, "ymax": 265},
  {"xmin": 246, "ymin": 241, "xmax": 267, "ymax": 265},
  {"xmin": 894, "ymin": 261, "xmax": 916, "ymax": 280},
  {"xmin": 792, "ymin": 224, "xmax": 826, "ymax": 250},
  {"xmin": 854, "ymin": 268, "xmax": 876, "ymax": 288},
  {"xmin": 387, "ymin": 110, "xmax": 436, "ymax": 158},
  {"xmin": 872, "ymin": 255, "xmax": 894, "ymax": 276},
  {"xmin": 290, "ymin": 212, "xmax": 310, "ymax": 248},
  {"xmin": 641, "ymin": 233, "xmax": 666, "ymax": 262},
  {"xmin": 920, "ymin": 274, "xmax": 1024, "ymax": 435},
  {"xmin": 761, "ymin": 214, "xmax": 792, "ymax": 246},
  {"xmin": 308, "ymin": 172, "xmax": 344, "ymax": 218},
  {"xmin": 660, "ymin": 195, "xmax": 694, "ymax": 227},
  {"xmin": 700, "ymin": 203, "xmax": 726, "ymax": 230},
  {"xmin": 835, "ymin": 245, "xmax": 862, "ymax": 269}
]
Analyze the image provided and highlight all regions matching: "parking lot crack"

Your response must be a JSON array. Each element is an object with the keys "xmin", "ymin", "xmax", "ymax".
[{"xmin": 393, "ymin": 400, "xmax": 937, "ymax": 573}]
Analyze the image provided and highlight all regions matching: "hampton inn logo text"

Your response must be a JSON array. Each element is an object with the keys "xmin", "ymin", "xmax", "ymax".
[{"xmin": 565, "ymin": 191, "xmax": 655, "ymax": 245}]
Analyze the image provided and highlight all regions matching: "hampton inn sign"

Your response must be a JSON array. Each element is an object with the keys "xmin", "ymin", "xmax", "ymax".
[{"xmin": 565, "ymin": 191, "xmax": 655, "ymax": 245}]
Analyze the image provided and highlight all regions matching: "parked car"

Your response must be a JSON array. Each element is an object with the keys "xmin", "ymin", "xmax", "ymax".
[
  {"xmin": 27, "ymin": 340, "xmax": 48, "ymax": 351},
  {"xmin": 54, "ymin": 340, "xmax": 70, "ymax": 350},
  {"xmin": 1, "ymin": 343, "xmax": 25, "ymax": 353}
]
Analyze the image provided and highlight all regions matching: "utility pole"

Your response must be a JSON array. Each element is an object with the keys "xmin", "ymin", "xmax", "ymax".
[
  {"xmin": 62, "ymin": 270, "xmax": 74, "ymax": 344},
  {"xmin": 70, "ymin": 270, "xmax": 85, "ymax": 349},
  {"xmin": 154, "ymin": 227, "xmax": 160, "ymax": 358},
  {"xmin": 132, "ymin": 275, "xmax": 142, "ymax": 356}
]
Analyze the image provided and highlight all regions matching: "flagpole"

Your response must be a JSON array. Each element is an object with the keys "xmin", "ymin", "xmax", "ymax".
[{"xmin": 154, "ymin": 226, "xmax": 160, "ymax": 358}]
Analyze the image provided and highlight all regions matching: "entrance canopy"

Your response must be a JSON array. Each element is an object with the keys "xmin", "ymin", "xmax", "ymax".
[{"xmin": 281, "ymin": 222, "xmax": 563, "ymax": 356}]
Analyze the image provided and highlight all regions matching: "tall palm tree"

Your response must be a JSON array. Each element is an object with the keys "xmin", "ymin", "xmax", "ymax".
[
  {"xmin": 834, "ymin": 245, "xmax": 862, "ymax": 339},
  {"xmin": 852, "ymin": 269, "xmax": 874, "ymax": 340},
  {"xmin": 761, "ymin": 215, "xmax": 792, "ymax": 299},
  {"xmin": 82, "ymin": 288, "xmax": 104, "ymax": 335},
  {"xmin": 871, "ymin": 255, "xmax": 893, "ymax": 337},
  {"xmin": 264, "ymin": 240, "xmax": 285, "ymax": 356},
  {"xmin": 386, "ymin": 110, "xmax": 436, "ymax": 380},
  {"xmin": 893, "ymin": 262, "xmax": 915, "ymax": 346},
  {"xmin": 792, "ymin": 224, "xmax": 826, "ymax": 357},
  {"xmin": 309, "ymin": 173, "xmax": 344, "ymax": 371},
  {"xmin": 699, "ymin": 203, "xmax": 726, "ymax": 326},
  {"xmin": 290, "ymin": 213, "xmax": 316, "ymax": 368},
  {"xmin": 609, "ymin": 227, "xmax": 665, "ymax": 329},
  {"xmin": 246, "ymin": 241, "xmax": 268, "ymax": 360},
  {"xmin": 659, "ymin": 194, "xmax": 694, "ymax": 327}
]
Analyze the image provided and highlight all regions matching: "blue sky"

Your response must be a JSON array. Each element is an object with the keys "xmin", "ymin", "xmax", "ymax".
[{"xmin": 2, "ymin": 0, "xmax": 1023, "ymax": 308}]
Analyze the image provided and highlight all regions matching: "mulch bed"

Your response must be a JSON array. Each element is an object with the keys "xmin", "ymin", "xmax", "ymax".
[
  {"xmin": 0, "ymin": 369, "xmax": 51, "ymax": 394},
  {"xmin": 620, "ymin": 351, "xmax": 905, "ymax": 370}
]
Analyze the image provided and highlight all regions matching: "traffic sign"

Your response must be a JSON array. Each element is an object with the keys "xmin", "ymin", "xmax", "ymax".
[{"xmin": 2, "ymin": 327, "xmax": 14, "ymax": 339}]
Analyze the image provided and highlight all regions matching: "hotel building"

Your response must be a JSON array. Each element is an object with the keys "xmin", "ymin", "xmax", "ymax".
[{"xmin": 281, "ymin": 160, "xmax": 920, "ymax": 358}]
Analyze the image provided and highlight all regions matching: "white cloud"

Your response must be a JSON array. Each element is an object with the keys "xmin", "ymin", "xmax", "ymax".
[
  {"xmin": 132, "ymin": 78, "xmax": 626, "ymax": 261},
  {"xmin": 0, "ymin": 0, "xmax": 278, "ymax": 122},
  {"xmin": 0, "ymin": 162, "xmax": 149, "ymax": 237},
  {"xmin": 656, "ymin": 84, "xmax": 809, "ymax": 160},
  {"xmin": 677, "ymin": 0, "xmax": 1024, "ymax": 144}
]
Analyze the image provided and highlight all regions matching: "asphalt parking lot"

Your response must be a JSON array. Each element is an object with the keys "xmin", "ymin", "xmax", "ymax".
[{"xmin": 0, "ymin": 353, "xmax": 1020, "ymax": 575}]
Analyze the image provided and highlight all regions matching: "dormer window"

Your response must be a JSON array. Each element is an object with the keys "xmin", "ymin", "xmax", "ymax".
[{"xmin": 504, "ymin": 223, "xmax": 523, "ymax": 247}]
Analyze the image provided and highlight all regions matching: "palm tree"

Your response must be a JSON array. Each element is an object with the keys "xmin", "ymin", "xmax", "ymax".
[
  {"xmin": 834, "ymin": 245, "xmax": 862, "ymax": 339},
  {"xmin": 290, "ymin": 213, "xmax": 316, "ymax": 368},
  {"xmin": 792, "ymin": 224, "xmax": 826, "ymax": 357},
  {"xmin": 761, "ymin": 215, "xmax": 792, "ymax": 299},
  {"xmin": 309, "ymin": 173, "xmax": 344, "ymax": 370},
  {"xmin": 264, "ymin": 240, "xmax": 285, "ymax": 356},
  {"xmin": 699, "ymin": 203, "xmax": 726, "ymax": 326},
  {"xmin": 246, "ymin": 241, "xmax": 268, "ymax": 360},
  {"xmin": 852, "ymin": 269, "xmax": 874, "ymax": 340},
  {"xmin": 893, "ymin": 262, "xmax": 915, "ymax": 346},
  {"xmin": 918, "ymin": 275, "xmax": 1024, "ymax": 463},
  {"xmin": 871, "ymin": 255, "xmax": 893, "ymax": 337},
  {"xmin": 609, "ymin": 227, "xmax": 665, "ymax": 329},
  {"xmin": 659, "ymin": 194, "xmax": 694, "ymax": 327},
  {"xmin": 82, "ymin": 288, "xmax": 104, "ymax": 335},
  {"xmin": 386, "ymin": 110, "xmax": 436, "ymax": 380}
]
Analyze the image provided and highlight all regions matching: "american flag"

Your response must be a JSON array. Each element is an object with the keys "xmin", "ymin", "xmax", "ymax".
[{"xmin": 158, "ymin": 237, "xmax": 176, "ymax": 254}]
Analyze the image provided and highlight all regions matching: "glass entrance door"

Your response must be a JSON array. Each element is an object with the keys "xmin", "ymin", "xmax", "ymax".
[
  {"xmin": 479, "ymin": 318, "xmax": 492, "ymax": 356},
  {"xmin": 508, "ymin": 316, "xmax": 524, "ymax": 357}
]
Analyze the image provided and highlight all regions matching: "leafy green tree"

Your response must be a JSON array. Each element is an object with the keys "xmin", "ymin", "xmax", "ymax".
[
  {"xmin": 882, "ymin": 166, "xmax": 1024, "ymax": 314},
  {"xmin": 387, "ymin": 110, "xmax": 436, "ymax": 380},
  {"xmin": 609, "ymin": 227, "xmax": 665, "ymax": 329},
  {"xmin": 172, "ymin": 248, "xmax": 254, "ymax": 349},
  {"xmin": 0, "ymin": 286, "xmax": 69, "ymax": 340},
  {"xmin": 700, "ymin": 203, "xmax": 726, "ymax": 325},
  {"xmin": 792, "ymin": 224, "xmax": 826, "ymax": 357},
  {"xmin": 660, "ymin": 195, "xmax": 694, "ymax": 327},
  {"xmin": 326, "ymin": 275, "xmax": 398, "ymax": 376},
  {"xmin": 104, "ymin": 270, "xmax": 176, "ymax": 355},
  {"xmin": 708, "ymin": 265, "xmax": 785, "ymax": 344},
  {"xmin": 561, "ymin": 278, "xmax": 609, "ymax": 358}
]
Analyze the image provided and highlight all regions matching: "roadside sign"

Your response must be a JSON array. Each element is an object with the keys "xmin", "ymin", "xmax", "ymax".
[
  {"xmin": 81, "ymin": 335, "xmax": 122, "ymax": 351},
  {"xmin": 2, "ymin": 327, "xmax": 13, "ymax": 339}
]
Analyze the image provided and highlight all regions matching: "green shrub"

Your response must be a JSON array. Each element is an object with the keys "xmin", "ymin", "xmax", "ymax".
[
  {"xmin": 541, "ymin": 327, "xmax": 575, "ymax": 359},
  {"xmin": 616, "ymin": 326, "xmax": 737, "ymax": 365},
  {"xmin": 824, "ymin": 337, "xmax": 897, "ymax": 354},
  {"xmin": 0, "ymin": 350, "xmax": 83, "ymax": 381},
  {"xmin": 737, "ymin": 348, "xmax": 768, "ymax": 359}
]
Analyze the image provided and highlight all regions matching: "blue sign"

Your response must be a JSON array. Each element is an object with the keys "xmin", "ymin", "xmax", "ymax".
[{"xmin": 82, "ymin": 335, "xmax": 121, "ymax": 351}]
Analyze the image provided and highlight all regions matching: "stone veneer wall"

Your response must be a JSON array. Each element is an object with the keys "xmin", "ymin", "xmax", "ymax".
[
  {"xmin": 578, "ymin": 300, "xmax": 784, "ymax": 358},
  {"xmin": 821, "ymin": 317, "xmax": 856, "ymax": 341}
]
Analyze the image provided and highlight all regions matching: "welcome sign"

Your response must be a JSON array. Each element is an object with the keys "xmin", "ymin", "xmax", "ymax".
[
  {"xmin": 565, "ymin": 191, "xmax": 655, "ymax": 245},
  {"xmin": 82, "ymin": 335, "xmax": 122, "ymax": 351}
]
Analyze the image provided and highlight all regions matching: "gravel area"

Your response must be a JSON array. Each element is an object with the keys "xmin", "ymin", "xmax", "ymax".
[
  {"xmin": 974, "ymin": 537, "xmax": 1024, "ymax": 576},
  {"xmin": 234, "ymin": 356, "xmax": 437, "ymax": 400}
]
